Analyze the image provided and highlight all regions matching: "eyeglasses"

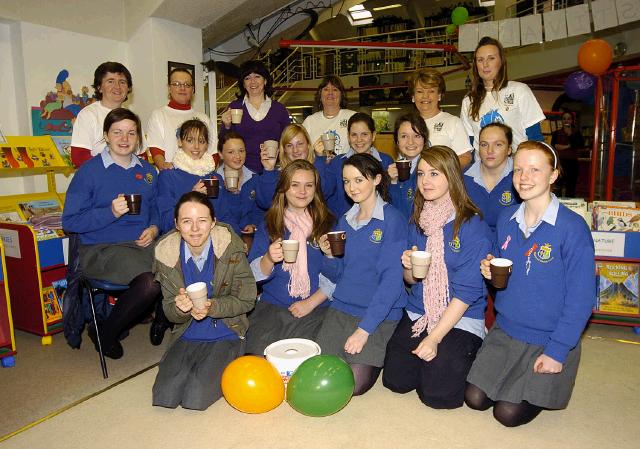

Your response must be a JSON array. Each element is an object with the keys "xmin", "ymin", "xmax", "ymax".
[{"xmin": 170, "ymin": 82, "xmax": 193, "ymax": 88}]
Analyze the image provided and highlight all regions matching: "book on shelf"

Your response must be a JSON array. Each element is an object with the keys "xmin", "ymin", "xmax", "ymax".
[
  {"xmin": 42, "ymin": 286, "xmax": 62, "ymax": 323},
  {"xmin": 596, "ymin": 261, "xmax": 639, "ymax": 315}
]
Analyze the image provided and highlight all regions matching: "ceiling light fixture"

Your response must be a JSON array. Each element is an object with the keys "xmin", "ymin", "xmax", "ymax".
[
  {"xmin": 346, "ymin": 3, "xmax": 374, "ymax": 26},
  {"xmin": 372, "ymin": 4, "xmax": 402, "ymax": 12}
]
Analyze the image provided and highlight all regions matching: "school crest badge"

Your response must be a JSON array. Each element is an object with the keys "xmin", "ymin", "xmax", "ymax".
[
  {"xmin": 500, "ymin": 191, "xmax": 513, "ymax": 205},
  {"xmin": 448, "ymin": 236, "xmax": 461, "ymax": 252},
  {"xmin": 406, "ymin": 188, "xmax": 414, "ymax": 200},
  {"xmin": 145, "ymin": 173, "xmax": 154, "ymax": 184},
  {"xmin": 370, "ymin": 228, "xmax": 383, "ymax": 243},
  {"xmin": 534, "ymin": 243, "xmax": 554, "ymax": 263}
]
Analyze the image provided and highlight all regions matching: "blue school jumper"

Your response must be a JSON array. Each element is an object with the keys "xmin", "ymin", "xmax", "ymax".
[
  {"xmin": 156, "ymin": 168, "xmax": 228, "ymax": 234},
  {"xmin": 254, "ymin": 158, "xmax": 330, "ymax": 211},
  {"xmin": 324, "ymin": 148, "xmax": 393, "ymax": 218},
  {"xmin": 389, "ymin": 156, "xmax": 419, "ymax": 220},
  {"xmin": 62, "ymin": 151, "xmax": 159, "ymax": 244},
  {"xmin": 405, "ymin": 215, "xmax": 491, "ymax": 331},
  {"xmin": 216, "ymin": 165, "xmax": 262, "ymax": 234},
  {"xmin": 493, "ymin": 198, "xmax": 595, "ymax": 363},
  {"xmin": 463, "ymin": 159, "xmax": 519, "ymax": 233},
  {"xmin": 248, "ymin": 225, "xmax": 328, "ymax": 308},
  {"xmin": 180, "ymin": 238, "xmax": 237, "ymax": 341},
  {"xmin": 322, "ymin": 196, "xmax": 407, "ymax": 334}
]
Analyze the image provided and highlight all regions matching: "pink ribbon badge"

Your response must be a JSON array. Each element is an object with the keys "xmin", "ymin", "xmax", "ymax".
[{"xmin": 501, "ymin": 235, "xmax": 512, "ymax": 251}]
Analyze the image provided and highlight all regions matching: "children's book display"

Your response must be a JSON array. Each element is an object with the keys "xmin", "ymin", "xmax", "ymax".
[
  {"xmin": 579, "ymin": 199, "xmax": 640, "ymax": 329},
  {"xmin": 0, "ymin": 135, "xmax": 72, "ymax": 344}
]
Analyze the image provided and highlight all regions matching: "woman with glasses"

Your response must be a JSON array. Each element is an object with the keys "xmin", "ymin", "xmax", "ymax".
[{"xmin": 147, "ymin": 68, "xmax": 217, "ymax": 170}]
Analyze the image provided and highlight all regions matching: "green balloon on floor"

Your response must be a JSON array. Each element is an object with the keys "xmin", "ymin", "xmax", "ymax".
[{"xmin": 286, "ymin": 355, "xmax": 355, "ymax": 417}]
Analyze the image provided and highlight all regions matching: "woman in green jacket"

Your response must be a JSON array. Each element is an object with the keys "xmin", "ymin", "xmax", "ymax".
[{"xmin": 152, "ymin": 191, "xmax": 257, "ymax": 410}]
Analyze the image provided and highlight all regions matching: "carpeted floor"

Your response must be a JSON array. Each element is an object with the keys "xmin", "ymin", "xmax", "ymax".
[{"xmin": 1, "ymin": 323, "xmax": 639, "ymax": 449}]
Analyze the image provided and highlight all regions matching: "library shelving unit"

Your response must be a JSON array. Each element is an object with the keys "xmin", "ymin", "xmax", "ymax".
[
  {"xmin": 0, "ymin": 135, "xmax": 73, "ymax": 345},
  {"xmin": 0, "ymin": 240, "xmax": 16, "ymax": 367},
  {"xmin": 591, "ymin": 230, "xmax": 640, "ymax": 332}
]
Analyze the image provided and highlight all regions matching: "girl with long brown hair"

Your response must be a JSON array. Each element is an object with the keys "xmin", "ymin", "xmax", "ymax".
[
  {"xmin": 460, "ymin": 36, "xmax": 545, "ymax": 159},
  {"xmin": 383, "ymin": 145, "xmax": 492, "ymax": 410},
  {"xmin": 245, "ymin": 159, "xmax": 335, "ymax": 355}
]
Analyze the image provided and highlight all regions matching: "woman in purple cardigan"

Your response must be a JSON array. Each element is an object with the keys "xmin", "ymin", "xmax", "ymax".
[{"xmin": 220, "ymin": 60, "xmax": 290, "ymax": 173}]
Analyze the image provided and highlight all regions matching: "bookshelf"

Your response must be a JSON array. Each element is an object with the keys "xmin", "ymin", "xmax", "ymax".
[{"xmin": 0, "ymin": 136, "xmax": 73, "ymax": 345}]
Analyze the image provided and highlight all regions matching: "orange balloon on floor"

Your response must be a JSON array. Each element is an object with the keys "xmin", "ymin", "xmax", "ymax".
[
  {"xmin": 221, "ymin": 355, "xmax": 285, "ymax": 413},
  {"xmin": 578, "ymin": 39, "xmax": 613, "ymax": 76}
]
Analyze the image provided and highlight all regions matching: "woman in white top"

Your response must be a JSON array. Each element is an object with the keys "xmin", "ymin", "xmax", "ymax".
[
  {"xmin": 302, "ymin": 75, "xmax": 356, "ymax": 157},
  {"xmin": 460, "ymin": 36, "xmax": 545, "ymax": 159},
  {"xmin": 147, "ymin": 68, "xmax": 217, "ymax": 170},
  {"xmin": 70, "ymin": 62, "xmax": 132, "ymax": 167},
  {"xmin": 410, "ymin": 68, "xmax": 472, "ymax": 169}
]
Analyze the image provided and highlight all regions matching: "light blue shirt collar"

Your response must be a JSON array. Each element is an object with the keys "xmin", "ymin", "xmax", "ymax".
[
  {"xmin": 511, "ymin": 193, "xmax": 559, "ymax": 237},
  {"xmin": 183, "ymin": 237, "xmax": 212, "ymax": 272},
  {"xmin": 345, "ymin": 193, "xmax": 386, "ymax": 230},
  {"xmin": 465, "ymin": 157, "xmax": 512, "ymax": 190},
  {"xmin": 343, "ymin": 145, "xmax": 383, "ymax": 162},
  {"xmin": 101, "ymin": 149, "xmax": 142, "ymax": 169}
]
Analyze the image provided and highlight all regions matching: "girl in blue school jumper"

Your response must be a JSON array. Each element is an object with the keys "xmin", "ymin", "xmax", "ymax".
[
  {"xmin": 215, "ymin": 131, "xmax": 262, "ymax": 237},
  {"xmin": 255, "ymin": 124, "xmax": 329, "ymax": 211},
  {"xmin": 463, "ymin": 123, "xmax": 520, "ymax": 234},
  {"xmin": 324, "ymin": 112, "xmax": 393, "ymax": 217},
  {"xmin": 387, "ymin": 113, "xmax": 429, "ymax": 219},
  {"xmin": 465, "ymin": 141, "xmax": 595, "ymax": 427},
  {"xmin": 317, "ymin": 153, "xmax": 407, "ymax": 396},
  {"xmin": 62, "ymin": 108, "xmax": 161, "ymax": 359},
  {"xmin": 245, "ymin": 159, "xmax": 335, "ymax": 355},
  {"xmin": 383, "ymin": 145, "xmax": 492, "ymax": 409},
  {"xmin": 156, "ymin": 119, "xmax": 232, "ymax": 234}
]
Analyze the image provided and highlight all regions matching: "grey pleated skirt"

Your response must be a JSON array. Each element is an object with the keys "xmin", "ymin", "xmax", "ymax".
[
  {"xmin": 80, "ymin": 242, "xmax": 155, "ymax": 285},
  {"xmin": 466, "ymin": 325, "xmax": 581, "ymax": 410},
  {"xmin": 315, "ymin": 308, "xmax": 399, "ymax": 367},
  {"xmin": 245, "ymin": 299, "xmax": 328, "ymax": 355}
]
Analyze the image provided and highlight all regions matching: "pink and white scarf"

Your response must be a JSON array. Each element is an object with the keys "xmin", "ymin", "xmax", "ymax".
[
  {"xmin": 282, "ymin": 208, "xmax": 313, "ymax": 298},
  {"xmin": 411, "ymin": 196, "xmax": 455, "ymax": 336}
]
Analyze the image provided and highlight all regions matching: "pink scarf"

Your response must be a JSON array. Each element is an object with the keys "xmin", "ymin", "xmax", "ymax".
[
  {"xmin": 412, "ymin": 196, "xmax": 455, "ymax": 336},
  {"xmin": 282, "ymin": 208, "xmax": 313, "ymax": 298}
]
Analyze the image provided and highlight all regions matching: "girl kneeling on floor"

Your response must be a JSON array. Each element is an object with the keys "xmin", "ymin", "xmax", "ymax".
[
  {"xmin": 317, "ymin": 153, "xmax": 407, "ymax": 396},
  {"xmin": 152, "ymin": 191, "xmax": 256, "ymax": 411},
  {"xmin": 245, "ymin": 159, "xmax": 335, "ymax": 355},
  {"xmin": 465, "ymin": 141, "xmax": 595, "ymax": 426},
  {"xmin": 383, "ymin": 145, "xmax": 492, "ymax": 409}
]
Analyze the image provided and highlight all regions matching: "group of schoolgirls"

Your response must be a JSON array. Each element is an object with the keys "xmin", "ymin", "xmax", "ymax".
[{"xmin": 63, "ymin": 103, "xmax": 595, "ymax": 428}]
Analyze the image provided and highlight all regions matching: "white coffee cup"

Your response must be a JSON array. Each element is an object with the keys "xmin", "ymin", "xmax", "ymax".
[
  {"xmin": 263, "ymin": 140, "xmax": 279, "ymax": 159},
  {"xmin": 282, "ymin": 240, "xmax": 299, "ymax": 263},
  {"xmin": 186, "ymin": 282, "xmax": 208, "ymax": 309},
  {"xmin": 410, "ymin": 250, "xmax": 432, "ymax": 279},
  {"xmin": 225, "ymin": 168, "xmax": 240, "ymax": 190},
  {"xmin": 230, "ymin": 108, "xmax": 243, "ymax": 124},
  {"xmin": 320, "ymin": 132, "xmax": 336, "ymax": 152}
]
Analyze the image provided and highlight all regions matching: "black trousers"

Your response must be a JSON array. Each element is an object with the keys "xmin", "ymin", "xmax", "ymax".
[{"xmin": 383, "ymin": 311, "xmax": 482, "ymax": 409}]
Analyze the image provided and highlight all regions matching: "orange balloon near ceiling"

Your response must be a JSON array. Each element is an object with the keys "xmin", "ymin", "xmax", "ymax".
[{"xmin": 578, "ymin": 39, "xmax": 613, "ymax": 76}]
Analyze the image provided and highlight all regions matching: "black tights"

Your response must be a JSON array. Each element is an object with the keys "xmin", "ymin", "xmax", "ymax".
[
  {"xmin": 465, "ymin": 383, "xmax": 543, "ymax": 427},
  {"xmin": 350, "ymin": 364, "xmax": 381, "ymax": 396},
  {"xmin": 100, "ymin": 272, "xmax": 161, "ymax": 345}
]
